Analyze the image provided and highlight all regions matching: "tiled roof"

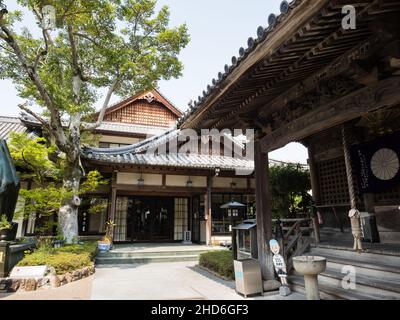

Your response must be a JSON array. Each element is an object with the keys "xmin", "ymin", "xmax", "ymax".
[
  {"xmin": 85, "ymin": 152, "xmax": 254, "ymax": 172},
  {"xmin": 177, "ymin": 0, "xmax": 297, "ymax": 127},
  {"xmin": 0, "ymin": 116, "xmax": 27, "ymax": 140},
  {"xmin": 20, "ymin": 114, "xmax": 169, "ymax": 137},
  {"xmin": 96, "ymin": 121, "xmax": 169, "ymax": 136},
  {"xmin": 83, "ymin": 129, "xmax": 253, "ymax": 172}
]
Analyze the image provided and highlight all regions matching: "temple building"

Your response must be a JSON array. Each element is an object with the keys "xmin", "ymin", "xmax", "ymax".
[
  {"xmin": 7, "ymin": 89, "xmax": 256, "ymax": 245},
  {"xmin": 176, "ymin": 0, "xmax": 400, "ymax": 292}
]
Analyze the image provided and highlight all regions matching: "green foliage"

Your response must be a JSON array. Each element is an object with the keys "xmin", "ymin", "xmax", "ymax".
[
  {"xmin": 0, "ymin": 214, "xmax": 12, "ymax": 230},
  {"xmin": 0, "ymin": 0, "xmax": 189, "ymax": 117},
  {"xmin": 8, "ymin": 132, "xmax": 60, "ymax": 184},
  {"xmin": 9, "ymin": 132, "xmax": 108, "ymax": 235},
  {"xmin": 269, "ymin": 164, "xmax": 312, "ymax": 218},
  {"xmin": 199, "ymin": 251, "xmax": 234, "ymax": 280},
  {"xmin": 18, "ymin": 241, "xmax": 97, "ymax": 274}
]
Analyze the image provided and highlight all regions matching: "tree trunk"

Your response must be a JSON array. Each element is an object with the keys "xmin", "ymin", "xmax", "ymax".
[{"xmin": 59, "ymin": 159, "xmax": 82, "ymax": 243}]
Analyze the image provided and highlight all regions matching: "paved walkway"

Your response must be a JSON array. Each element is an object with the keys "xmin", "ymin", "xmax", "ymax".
[
  {"xmin": 0, "ymin": 261, "xmax": 305, "ymax": 300},
  {"xmin": 91, "ymin": 261, "xmax": 305, "ymax": 300},
  {"xmin": 0, "ymin": 276, "xmax": 93, "ymax": 300}
]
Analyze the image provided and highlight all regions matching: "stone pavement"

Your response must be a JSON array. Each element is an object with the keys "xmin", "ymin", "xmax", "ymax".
[
  {"xmin": 0, "ymin": 261, "xmax": 305, "ymax": 300},
  {"xmin": 91, "ymin": 261, "xmax": 305, "ymax": 300},
  {"xmin": 0, "ymin": 275, "xmax": 93, "ymax": 300}
]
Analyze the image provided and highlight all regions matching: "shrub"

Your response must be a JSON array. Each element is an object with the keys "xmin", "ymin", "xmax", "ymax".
[
  {"xmin": 18, "ymin": 241, "xmax": 97, "ymax": 275},
  {"xmin": 199, "ymin": 250, "xmax": 234, "ymax": 280}
]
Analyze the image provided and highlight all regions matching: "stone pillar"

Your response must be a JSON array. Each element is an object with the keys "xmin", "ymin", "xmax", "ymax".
[
  {"xmin": 0, "ymin": 242, "xmax": 10, "ymax": 278},
  {"xmin": 254, "ymin": 140, "xmax": 275, "ymax": 281}
]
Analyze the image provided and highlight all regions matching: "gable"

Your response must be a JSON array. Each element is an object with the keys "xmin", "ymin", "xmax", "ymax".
[{"xmin": 102, "ymin": 90, "xmax": 182, "ymax": 128}]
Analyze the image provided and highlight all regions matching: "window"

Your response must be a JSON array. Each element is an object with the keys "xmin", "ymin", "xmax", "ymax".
[
  {"xmin": 174, "ymin": 198, "xmax": 188, "ymax": 240},
  {"xmin": 114, "ymin": 197, "xmax": 128, "ymax": 241}
]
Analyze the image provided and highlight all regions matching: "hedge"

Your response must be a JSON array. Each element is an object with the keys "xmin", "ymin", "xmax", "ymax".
[
  {"xmin": 18, "ymin": 241, "xmax": 97, "ymax": 275},
  {"xmin": 199, "ymin": 250, "xmax": 234, "ymax": 280}
]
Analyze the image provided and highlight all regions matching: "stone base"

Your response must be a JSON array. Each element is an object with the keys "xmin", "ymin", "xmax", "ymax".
[
  {"xmin": 1, "ymin": 264, "xmax": 95, "ymax": 293},
  {"xmin": 263, "ymin": 280, "xmax": 281, "ymax": 292},
  {"xmin": 279, "ymin": 285, "xmax": 291, "ymax": 297}
]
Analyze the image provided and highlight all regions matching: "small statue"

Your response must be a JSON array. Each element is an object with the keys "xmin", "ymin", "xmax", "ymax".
[
  {"xmin": 269, "ymin": 239, "xmax": 288, "ymax": 286},
  {"xmin": 349, "ymin": 209, "xmax": 362, "ymax": 252}
]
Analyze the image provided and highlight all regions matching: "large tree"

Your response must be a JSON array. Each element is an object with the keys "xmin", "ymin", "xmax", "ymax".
[{"xmin": 0, "ymin": 0, "xmax": 189, "ymax": 242}]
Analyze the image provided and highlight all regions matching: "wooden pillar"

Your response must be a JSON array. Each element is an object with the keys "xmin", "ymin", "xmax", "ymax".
[
  {"xmin": 109, "ymin": 171, "xmax": 118, "ymax": 223},
  {"xmin": 308, "ymin": 146, "xmax": 321, "ymax": 204},
  {"xmin": 308, "ymin": 146, "xmax": 321, "ymax": 243},
  {"xmin": 205, "ymin": 177, "xmax": 212, "ymax": 246},
  {"xmin": 254, "ymin": 140, "xmax": 275, "ymax": 280}
]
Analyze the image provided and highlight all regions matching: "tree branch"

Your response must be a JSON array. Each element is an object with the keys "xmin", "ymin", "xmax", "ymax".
[
  {"xmin": 0, "ymin": 24, "xmax": 67, "ymax": 147},
  {"xmin": 18, "ymin": 103, "xmax": 50, "ymax": 131},
  {"xmin": 82, "ymin": 78, "xmax": 120, "ymax": 131}
]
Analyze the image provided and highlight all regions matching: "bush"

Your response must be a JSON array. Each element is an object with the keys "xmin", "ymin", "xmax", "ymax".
[
  {"xmin": 18, "ymin": 241, "xmax": 97, "ymax": 275},
  {"xmin": 199, "ymin": 250, "xmax": 234, "ymax": 280}
]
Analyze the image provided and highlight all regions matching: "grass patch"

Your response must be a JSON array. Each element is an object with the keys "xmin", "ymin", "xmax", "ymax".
[
  {"xmin": 199, "ymin": 250, "xmax": 234, "ymax": 280},
  {"xmin": 18, "ymin": 241, "xmax": 97, "ymax": 275}
]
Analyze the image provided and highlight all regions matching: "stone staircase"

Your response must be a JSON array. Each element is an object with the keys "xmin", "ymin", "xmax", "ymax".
[
  {"xmin": 289, "ymin": 245, "xmax": 400, "ymax": 300},
  {"xmin": 96, "ymin": 245, "xmax": 216, "ymax": 265}
]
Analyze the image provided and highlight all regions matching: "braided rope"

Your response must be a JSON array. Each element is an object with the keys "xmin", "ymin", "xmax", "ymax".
[{"xmin": 341, "ymin": 126, "xmax": 363, "ymax": 252}]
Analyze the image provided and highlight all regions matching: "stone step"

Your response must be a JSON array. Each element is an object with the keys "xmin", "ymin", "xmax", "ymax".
[
  {"xmin": 289, "ymin": 275, "xmax": 378, "ymax": 300},
  {"xmin": 97, "ymin": 249, "xmax": 211, "ymax": 259},
  {"xmin": 96, "ymin": 254, "xmax": 200, "ymax": 265},
  {"xmin": 315, "ymin": 268, "xmax": 400, "ymax": 299},
  {"xmin": 324, "ymin": 256, "xmax": 400, "ymax": 282},
  {"xmin": 309, "ymin": 246, "xmax": 400, "ymax": 266}
]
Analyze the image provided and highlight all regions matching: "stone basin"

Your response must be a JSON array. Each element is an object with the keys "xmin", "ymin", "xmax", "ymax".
[
  {"xmin": 292, "ymin": 256, "xmax": 326, "ymax": 300},
  {"xmin": 293, "ymin": 256, "xmax": 326, "ymax": 275}
]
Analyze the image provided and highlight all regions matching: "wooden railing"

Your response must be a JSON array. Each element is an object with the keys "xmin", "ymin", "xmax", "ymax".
[{"xmin": 272, "ymin": 217, "xmax": 319, "ymax": 271}]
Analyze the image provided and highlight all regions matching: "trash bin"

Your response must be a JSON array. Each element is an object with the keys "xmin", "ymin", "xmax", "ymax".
[
  {"xmin": 360, "ymin": 212, "xmax": 380, "ymax": 243},
  {"xmin": 234, "ymin": 259, "xmax": 263, "ymax": 298}
]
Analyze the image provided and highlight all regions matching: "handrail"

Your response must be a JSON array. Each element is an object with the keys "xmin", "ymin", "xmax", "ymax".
[{"xmin": 274, "ymin": 217, "xmax": 317, "ymax": 272}]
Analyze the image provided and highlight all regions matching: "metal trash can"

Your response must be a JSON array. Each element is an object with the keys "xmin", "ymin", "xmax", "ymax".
[
  {"xmin": 360, "ymin": 212, "xmax": 380, "ymax": 243},
  {"xmin": 234, "ymin": 259, "xmax": 263, "ymax": 298}
]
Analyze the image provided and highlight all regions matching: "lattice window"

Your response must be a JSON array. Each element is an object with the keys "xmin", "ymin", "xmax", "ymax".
[
  {"xmin": 114, "ymin": 197, "xmax": 128, "ymax": 242},
  {"xmin": 174, "ymin": 198, "xmax": 188, "ymax": 241},
  {"xmin": 317, "ymin": 157, "xmax": 351, "ymax": 205}
]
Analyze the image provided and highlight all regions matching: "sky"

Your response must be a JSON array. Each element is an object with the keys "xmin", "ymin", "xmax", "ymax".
[{"xmin": 0, "ymin": 0, "xmax": 308, "ymax": 164}]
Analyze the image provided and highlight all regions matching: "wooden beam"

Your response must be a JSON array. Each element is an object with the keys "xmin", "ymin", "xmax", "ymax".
[
  {"xmin": 254, "ymin": 140, "xmax": 275, "ymax": 280},
  {"xmin": 260, "ymin": 77, "xmax": 400, "ymax": 153}
]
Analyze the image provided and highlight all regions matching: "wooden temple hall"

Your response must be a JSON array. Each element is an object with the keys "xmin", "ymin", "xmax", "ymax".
[
  {"xmin": 75, "ymin": 90, "xmax": 256, "ymax": 246},
  {"xmin": 176, "ymin": 0, "xmax": 400, "ymax": 278}
]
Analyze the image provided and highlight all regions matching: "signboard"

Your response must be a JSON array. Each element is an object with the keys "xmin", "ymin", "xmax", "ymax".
[
  {"xmin": 351, "ymin": 132, "xmax": 400, "ymax": 193},
  {"xmin": 9, "ymin": 265, "xmax": 55, "ymax": 279}
]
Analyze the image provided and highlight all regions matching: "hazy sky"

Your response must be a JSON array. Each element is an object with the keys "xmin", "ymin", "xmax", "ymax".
[{"xmin": 0, "ymin": 0, "xmax": 308, "ymax": 164}]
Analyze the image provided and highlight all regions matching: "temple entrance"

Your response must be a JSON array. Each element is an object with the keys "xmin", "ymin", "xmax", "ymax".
[{"xmin": 126, "ymin": 196, "xmax": 174, "ymax": 242}]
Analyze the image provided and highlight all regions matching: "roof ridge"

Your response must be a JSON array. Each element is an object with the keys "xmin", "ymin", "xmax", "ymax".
[{"xmin": 0, "ymin": 116, "xmax": 22, "ymax": 121}]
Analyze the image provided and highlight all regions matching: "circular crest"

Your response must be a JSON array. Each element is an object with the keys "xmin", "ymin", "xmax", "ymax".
[{"xmin": 370, "ymin": 148, "xmax": 399, "ymax": 181}]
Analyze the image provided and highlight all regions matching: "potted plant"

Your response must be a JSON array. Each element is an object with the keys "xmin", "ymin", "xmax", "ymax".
[
  {"xmin": 0, "ymin": 214, "xmax": 12, "ymax": 241},
  {"xmin": 97, "ymin": 220, "xmax": 115, "ymax": 252}
]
